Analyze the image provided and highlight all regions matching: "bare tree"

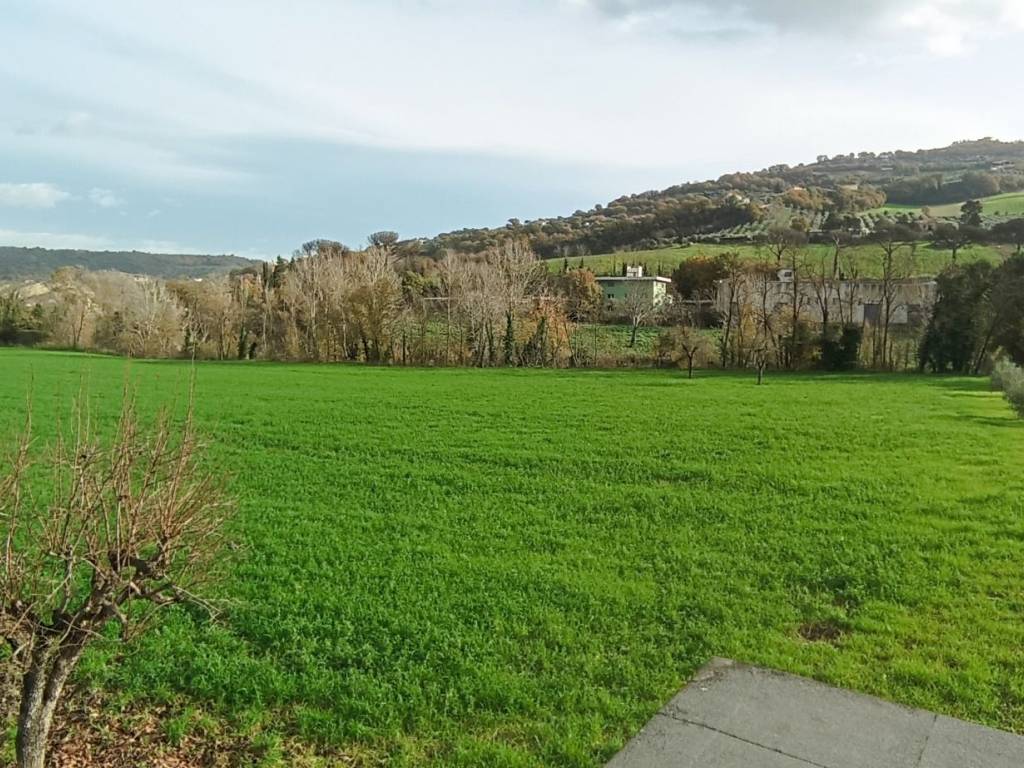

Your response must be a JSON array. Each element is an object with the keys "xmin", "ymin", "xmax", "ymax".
[
  {"xmin": 752, "ymin": 341, "xmax": 770, "ymax": 385},
  {"xmin": 759, "ymin": 227, "xmax": 807, "ymax": 267},
  {"xmin": 783, "ymin": 246, "xmax": 811, "ymax": 369},
  {"xmin": 622, "ymin": 283, "xmax": 659, "ymax": 348},
  {"xmin": 872, "ymin": 224, "xmax": 917, "ymax": 369},
  {"xmin": 490, "ymin": 239, "xmax": 544, "ymax": 365},
  {"xmin": 49, "ymin": 268, "xmax": 93, "ymax": 350},
  {"xmin": 345, "ymin": 245, "xmax": 403, "ymax": 363},
  {"xmin": 0, "ymin": 388, "xmax": 230, "ymax": 768},
  {"xmin": 808, "ymin": 236, "xmax": 843, "ymax": 336},
  {"xmin": 663, "ymin": 325, "xmax": 709, "ymax": 378}
]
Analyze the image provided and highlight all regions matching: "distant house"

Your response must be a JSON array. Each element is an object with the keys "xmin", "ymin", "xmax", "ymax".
[
  {"xmin": 596, "ymin": 266, "xmax": 673, "ymax": 308},
  {"xmin": 715, "ymin": 269, "xmax": 936, "ymax": 326}
]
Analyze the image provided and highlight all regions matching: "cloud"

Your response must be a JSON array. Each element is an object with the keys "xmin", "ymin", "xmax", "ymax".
[
  {"xmin": 577, "ymin": 0, "xmax": 1022, "ymax": 51},
  {"xmin": 0, "ymin": 227, "xmax": 112, "ymax": 250},
  {"xmin": 0, "ymin": 1, "xmax": 1019, "ymax": 255},
  {"xmin": 0, "ymin": 182, "xmax": 70, "ymax": 208},
  {"xmin": 0, "ymin": 227, "xmax": 204, "ymax": 254},
  {"xmin": 88, "ymin": 187, "xmax": 124, "ymax": 208}
]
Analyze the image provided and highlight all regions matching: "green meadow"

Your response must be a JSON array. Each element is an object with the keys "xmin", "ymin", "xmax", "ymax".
[
  {"xmin": 547, "ymin": 241, "xmax": 1007, "ymax": 277},
  {"xmin": 869, "ymin": 192, "xmax": 1024, "ymax": 220},
  {"xmin": 1, "ymin": 350, "xmax": 1023, "ymax": 766}
]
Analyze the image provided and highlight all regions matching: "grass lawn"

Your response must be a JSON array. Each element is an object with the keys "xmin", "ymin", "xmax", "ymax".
[
  {"xmin": 548, "ymin": 242, "xmax": 1007, "ymax": 278},
  {"xmin": 1, "ymin": 350, "xmax": 1023, "ymax": 766}
]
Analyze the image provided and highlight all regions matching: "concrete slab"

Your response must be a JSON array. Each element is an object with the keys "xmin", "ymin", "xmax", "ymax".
[{"xmin": 607, "ymin": 658, "xmax": 1024, "ymax": 768}]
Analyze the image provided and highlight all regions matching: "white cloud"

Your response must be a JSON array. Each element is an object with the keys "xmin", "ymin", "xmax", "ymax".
[
  {"xmin": 577, "ymin": 0, "xmax": 1022, "ymax": 42},
  {"xmin": 0, "ymin": 227, "xmax": 207, "ymax": 254},
  {"xmin": 88, "ymin": 187, "xmax": 124, "ymax": 208},
  {"xmin": 0, "ymin": 227, "xmax": 112, "ymax": 250},
  {"xmin": 0, "ymin": 182, "xmax": 70, "ymax": 208},
  {"xmin": 0, "ymin": 0, "xmax": 1019, "ymax": 252}
]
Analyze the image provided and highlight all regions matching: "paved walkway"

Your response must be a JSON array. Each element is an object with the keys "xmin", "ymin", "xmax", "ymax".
[{"xmin": 607, "ymin": 658, "xmax": 1023, "ymax": 767}]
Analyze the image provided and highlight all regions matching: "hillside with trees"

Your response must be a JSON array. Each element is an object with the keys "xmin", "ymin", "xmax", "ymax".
[
  {"xmin": 0, "ymin": 246, "xmax": 258, "ymax": 280},
  {"xmin": 415, "ymin": 138, "xmax": 1024, "ymax": 258}
]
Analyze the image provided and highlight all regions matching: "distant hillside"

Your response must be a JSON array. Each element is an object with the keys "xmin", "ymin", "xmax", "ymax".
[
  {"xmin": 0, "ymin": 247, "xmax": 261, "ymax": 280},
  {"xmin": 416, "ymin": 138, "xmax": 1024, "ymax": 258}
]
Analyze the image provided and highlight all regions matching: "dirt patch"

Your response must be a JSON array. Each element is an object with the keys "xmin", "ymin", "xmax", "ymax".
[
  {"xmin": 46, "ymin": 700, "xmax": 257, "ymax": 768},
  {"xmin": 797, "ymin": 619, "xmax": 846, "ymax": 645},
  {"xmin": 0, "ymin": 679, "xmax": 368, "ymax": 768}
]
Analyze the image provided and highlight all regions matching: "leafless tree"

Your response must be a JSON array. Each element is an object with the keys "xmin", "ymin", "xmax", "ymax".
[
  {"xmin": 759, "ymin": 226, "xmax": 807, "ymax": 267},
  {"xmin": 783, "ymin": 246, "xmax": 812, "ymax": 369},
  {"xmin": 49, "ymin": 268, "xmax": 93, "ymax": 350},
  {"xmin": 0, "ymin": 388, "xmax": 231, "ymax": 768},
  {"xmin": 660, "ymin": 325, "xmax": 709, "ymax": 379},
  {"xmin": 808, "ymin": 237, "xmax": 843, "ymax": 335},
  {"xmin": 622, "ymin": 283, "xmax": 658, "ymax": 348},
  {"xmin": 490, "ymin": 239, "xmax": 544, "ymax": 364},
  {"xmin": 345, "ymin": 245, "xmax": 403, "ymax": 362},
  {"xmin": 716, "ymin": 254, "xmax": 743, "ymax": 366},
  {"xmin": 872, "ymin": 225, "xmax": 917, "ymax": 369}
]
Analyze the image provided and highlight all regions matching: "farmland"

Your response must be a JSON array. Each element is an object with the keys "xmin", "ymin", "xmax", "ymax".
[
  {"xmin": 868, "ymin": 191, "xmax": 1024, "ymax": 221},
  {"xmin": 547, "ymin": 241, "xmax": 1009, "ymax": 277},
  {"xmin": 1, "ymin": 350, "xmax": 1023, "ymax": 766}
]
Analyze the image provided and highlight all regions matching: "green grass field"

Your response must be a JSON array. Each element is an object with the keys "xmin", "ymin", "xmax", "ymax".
[
  {"xmin": 2, "ymin": 350, "xmax": 1023, "ymax": 766},
  {"xmin": 549, "ymin": 241, "xmax": 1007, "ymax": 278},
  {"xmin": 869, "ymin": 192, "xmax": 1024, "ymax": 220}
]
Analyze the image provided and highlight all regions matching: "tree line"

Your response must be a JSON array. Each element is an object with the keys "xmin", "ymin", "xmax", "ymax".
[{"xmin": 4, "ymin": 220, "xmax": 1024, "ymax": 377}]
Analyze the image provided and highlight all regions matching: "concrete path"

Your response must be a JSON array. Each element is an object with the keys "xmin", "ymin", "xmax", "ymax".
[{"xmin": 607, "ymin": 658, "xmax": 1023, "ymax": 768}]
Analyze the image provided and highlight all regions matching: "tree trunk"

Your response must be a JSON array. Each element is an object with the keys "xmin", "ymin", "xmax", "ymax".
[
  {"xmin": 629, "ymin": 321, "xmax": 639, "ymax": 348},
  {"xmin": 16, "ymin": 642, "xmax": 82, "ymax": 768}
]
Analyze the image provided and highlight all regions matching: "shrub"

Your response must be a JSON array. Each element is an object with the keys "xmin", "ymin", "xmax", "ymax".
[
  {"xmin": 821, "ymin": 326, "xmax": 862, "ymax": 371},
  {"xmin": 991, "ymin": 358, "xmax": 1024, "ymax": 417},
  {"xmin": 1005, "ymin": 376, "xmax": 1024, "ymax": 418},
  {"xmin": 991, "ymin": 358, "xmax": 1023, "ymax": 392}
]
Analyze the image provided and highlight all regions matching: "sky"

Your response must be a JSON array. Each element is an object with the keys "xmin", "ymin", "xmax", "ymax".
[{"xmin": 0, "ymin": 0, "xmax": 1022, "ymax": 258}]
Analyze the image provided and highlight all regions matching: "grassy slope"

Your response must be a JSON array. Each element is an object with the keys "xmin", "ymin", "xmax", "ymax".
[
  {"xmin": 547, "ymin": 242, "xmax": 1007, "ymax": 277},
  {"xmin": 868, "ymin": 192, "xmax": 1024, "ymax": 219},
  {"xmin": 2, "ymin": 351, "xmax": 1023, "ymax": 766}
]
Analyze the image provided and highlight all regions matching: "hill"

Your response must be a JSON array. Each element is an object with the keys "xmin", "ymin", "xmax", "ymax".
[
  {"xmin": 416, "ymin": 138, "xmax": 1024, "ymax": 258},
  {"xmin": 0, "ymin": 246, "xmax": 261, "ymax": 281}
]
